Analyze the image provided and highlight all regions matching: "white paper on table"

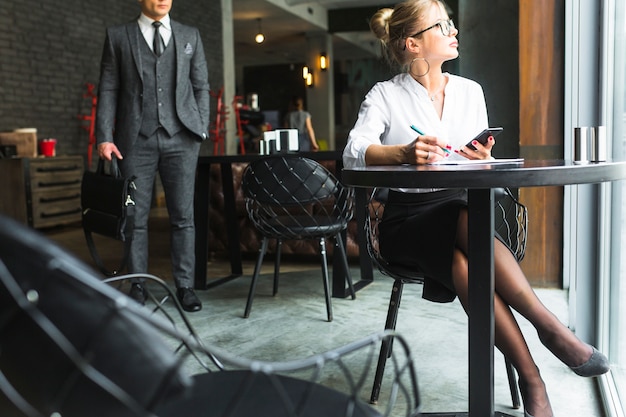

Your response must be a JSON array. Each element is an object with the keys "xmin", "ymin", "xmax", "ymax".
[{"xmin": 432, "ymin": 156, "xmax": 524, "ymax": 165}]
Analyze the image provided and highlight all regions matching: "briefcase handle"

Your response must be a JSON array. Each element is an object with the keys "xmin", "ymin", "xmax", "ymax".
[{"xmin": 96, "ymin": 155, "xmax": 123, "ymax": 179}]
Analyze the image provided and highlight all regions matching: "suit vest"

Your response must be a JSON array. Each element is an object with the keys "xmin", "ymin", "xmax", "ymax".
[{"xmin": 138, "ymin": 36, "xmax": 184, "ymax": 138}]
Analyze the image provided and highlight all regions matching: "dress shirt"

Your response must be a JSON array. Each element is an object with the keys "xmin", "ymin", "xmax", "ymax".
[
  {"xmin": 138, "ymin": 13, "xmax": 172, "ymax": 53},
  {"xmin": 343, "ymin": 72, "xmax": 488, "ymax": 173}
]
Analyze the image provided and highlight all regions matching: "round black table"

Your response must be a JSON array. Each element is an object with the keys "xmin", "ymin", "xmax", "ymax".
[
  {"xmin": 342, "ymin": 159, "xmax": 626, "ymax": 417},
  {"xmin": 194, "ymin": 151, "xmax": 367, "ymax": 298}
]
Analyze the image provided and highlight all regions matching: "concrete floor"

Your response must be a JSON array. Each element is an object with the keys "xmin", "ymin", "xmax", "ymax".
[{"xmin": 41, "ymin": 211, "xmax": 606, "ymax": 417}]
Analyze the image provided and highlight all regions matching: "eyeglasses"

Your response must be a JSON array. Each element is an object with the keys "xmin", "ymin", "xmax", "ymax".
[{"xmin": 408, "ymin": 19, "xmax": 456, "ymax": 39}]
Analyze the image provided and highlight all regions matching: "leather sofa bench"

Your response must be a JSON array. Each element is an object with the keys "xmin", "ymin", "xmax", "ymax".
[{"xmin": 206, "ymin": 160, "xmax": 361, "ymax": 261}]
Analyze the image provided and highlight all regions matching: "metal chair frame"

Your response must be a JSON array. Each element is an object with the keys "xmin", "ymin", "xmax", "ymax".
[
  {"xmin": 241, "ymin": 155, "xmax": 356, "ymax": 322},
  {"xmin": 365, "ymin": 187, "xmax": 527, "ymax": 410},
  {"xmin": 0, "ymin": 215, "xmax": 421, "ymax": 417}
]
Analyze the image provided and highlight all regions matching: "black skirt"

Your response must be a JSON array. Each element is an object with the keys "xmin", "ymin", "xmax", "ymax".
[{"xmin": 379, "ymin": 189, "xmax": 468, "ymax": 303}]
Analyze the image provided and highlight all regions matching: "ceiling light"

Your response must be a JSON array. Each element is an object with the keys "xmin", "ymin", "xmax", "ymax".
[
  {"xmin": 255, "ymin": 18, "xmax": 265, "ymax": 44},
  {"xmin": 319, "ymin": 53, "xmax": 328, "ymax": 71}
]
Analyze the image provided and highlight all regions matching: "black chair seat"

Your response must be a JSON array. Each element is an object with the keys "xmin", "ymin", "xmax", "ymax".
[
  {"xmin": 375, "ymin": 262, "xmax": 426, "ymax": 284},
  {"xmin": 157, "ymin": 371, "xmax": 381, "ymax": 417},
  {"xmin": 262, "ymin": 216, "xmax": 349, "ymax": 239}
]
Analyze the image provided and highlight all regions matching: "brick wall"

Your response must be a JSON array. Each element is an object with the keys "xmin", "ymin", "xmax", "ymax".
[{"xmin": 0, "ymin": 0, "xmax": 223, "ymax": 165}]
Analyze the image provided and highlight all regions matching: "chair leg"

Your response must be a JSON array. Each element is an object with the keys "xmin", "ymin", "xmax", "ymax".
[
  {"xmin": 334, "ymin": 233, "xmax": 355, "ymax": 300},
  {"xmin": 273, "ymin": 239, "xmax": 282, "ymax": 296},
  {"xmin": 371, "ymin": 279, "xmax": 405, "ymax": 404},
  {"xmin": 505, "ymin": 357, "xmax": 521, "ymax": 409},
  {"xmin": 368, "ymin": 279, "xmax": 521, "ymax": 409},
  {"xmin": 244, "ymin": 237, "xmax": 269, "ymax": 318},
  {"xmin": 318, "ymin": 237, "xmax": 333, "ymax": 322}
]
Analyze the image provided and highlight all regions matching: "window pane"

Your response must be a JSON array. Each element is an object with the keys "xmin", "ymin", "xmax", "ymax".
[{"xmin": 609, "ymin": 0, "xmax": 626, "ymax": 410}]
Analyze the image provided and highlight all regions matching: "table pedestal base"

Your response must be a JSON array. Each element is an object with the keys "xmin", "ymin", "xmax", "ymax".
[
  {"xmin": 421, "ymin": 412, "xmax": 515, "ymax": 416},
  {"xmin": 203, "ymin": 273, "xmax": 243, "ymax": 289}
]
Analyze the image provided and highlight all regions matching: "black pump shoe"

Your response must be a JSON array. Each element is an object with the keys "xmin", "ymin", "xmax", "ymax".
[
  {"xmin": 518, "ymin": 378, "xmax": 553, "ymax": 417},
  {"xmin": 570, "ymin": 346, "xmax": 610, "ymax": 377}
]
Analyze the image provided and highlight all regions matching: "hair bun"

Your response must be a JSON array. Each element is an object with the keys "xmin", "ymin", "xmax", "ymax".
[{"xmin": 370, "ymin": 8, "xmax": 393, "ymax": 43}]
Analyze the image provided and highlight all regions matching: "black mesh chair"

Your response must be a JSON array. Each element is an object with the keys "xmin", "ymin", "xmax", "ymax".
[
  {"xmin": 366, "ymin": 188, "xmax": 527, "ymax": 409},
  {"xmin": 241, "ymin": 155, "xmax": 355, "ymax": 322},
  {"xmin": 0, "ymin": 214, "xmax": 421, "ymax": 417}
]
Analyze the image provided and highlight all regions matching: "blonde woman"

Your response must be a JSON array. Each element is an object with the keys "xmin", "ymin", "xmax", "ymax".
[{"xmin": 343, "ymin": 1, "xmax": 609, "ymax": 416}]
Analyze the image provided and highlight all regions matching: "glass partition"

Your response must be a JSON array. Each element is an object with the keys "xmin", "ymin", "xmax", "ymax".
[
  {"xmin": 603, "ymin": 0, "xmax": 625, "ymax": 414},
  {"xmin": 566, "ymin": 0, "xmax": 626, "ymax": 414},
  {"xmin": 602, "ymin": 1, "xmax": 626, "ymax": 414}
]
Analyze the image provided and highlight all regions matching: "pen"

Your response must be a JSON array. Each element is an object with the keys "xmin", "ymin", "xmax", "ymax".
[
  {"xmin": 410, "ymin": 125, "xmax": 425, "ymax": 135},
  {"xmin": 410, "ymin": 125, "xmax": 451, "ymax": 154}
]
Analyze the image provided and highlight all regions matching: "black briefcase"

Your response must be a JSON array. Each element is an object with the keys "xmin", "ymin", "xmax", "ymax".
[{"xmin": 81, "ymin": 156, "xmax": 136, "ymax": 275}]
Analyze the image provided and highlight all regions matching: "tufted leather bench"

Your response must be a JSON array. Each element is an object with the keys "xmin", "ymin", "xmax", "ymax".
[{"xmin": 207, "ymin": 160, "xmax": 360, "ymax": 260}]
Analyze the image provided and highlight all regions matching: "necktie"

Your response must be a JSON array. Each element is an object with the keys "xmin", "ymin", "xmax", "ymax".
[{"xmin": 153, "ymin": 21, "xmax": 164, "ymax": 57}]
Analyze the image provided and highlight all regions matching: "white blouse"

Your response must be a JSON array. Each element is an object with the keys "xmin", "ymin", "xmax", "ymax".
[{"xmin": 343, "ymin": 72, "xmax": 489, "ymax": 170}]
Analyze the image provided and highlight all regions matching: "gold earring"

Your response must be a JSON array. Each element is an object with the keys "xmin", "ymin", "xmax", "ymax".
[{"xmin": 409, "ymin": 57, "xmax": 430, "ymax": 78}]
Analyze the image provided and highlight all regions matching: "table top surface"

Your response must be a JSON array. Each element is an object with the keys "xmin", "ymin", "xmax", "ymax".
[
  {"xmin": 342, "ymin": 159, "xmax": 626, "ymax": 189},
  {"xmin": 198, "ymin": 150, "xmax": 343, "ymax": 164}
]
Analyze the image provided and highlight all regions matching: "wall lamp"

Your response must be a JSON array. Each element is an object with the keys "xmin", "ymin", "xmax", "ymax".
[
  {"xmin": 302, "ymin": 65, "xmax": 309, "ymax": 79},
  {"xmin": 319, "ymin": 53, "xmax": 328, "ymax": 71},
  {"xmin": 306, "ymin": 71, "xmax": 313, "ymax": 87},
  {"xmin": 255, "ymin": 18, "xmax": 265, "ymax": 44}
]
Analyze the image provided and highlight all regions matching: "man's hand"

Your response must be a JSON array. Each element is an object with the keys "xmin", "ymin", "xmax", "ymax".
[{"xmin": 97, "ymin": 142, "xmax": 123, "ymax": 161}]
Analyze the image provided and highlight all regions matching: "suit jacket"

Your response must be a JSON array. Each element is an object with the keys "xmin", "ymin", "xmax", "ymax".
[{"xmin": 95, "ymin": 18, "xmax": 210, "ymax": 156}]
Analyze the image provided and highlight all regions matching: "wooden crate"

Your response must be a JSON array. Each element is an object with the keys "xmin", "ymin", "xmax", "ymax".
[
  {"xmin": 0, "ymin": 131, "xmax": 38, "ymax": 158},
  {"xmin": 0, "ymin": 156, "xmax": 84, "ymax": 228}
]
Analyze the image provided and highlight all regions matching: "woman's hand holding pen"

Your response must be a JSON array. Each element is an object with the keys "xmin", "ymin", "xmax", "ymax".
[
  {"xmin": 405, "ymin": 135, "xmax": 452, "ymax": 164},
  {"xmin": 408, "ymin": 125, "xmax": 451, "ymax": 164}
]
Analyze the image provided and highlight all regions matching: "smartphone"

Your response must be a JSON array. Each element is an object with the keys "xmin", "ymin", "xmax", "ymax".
[{"xmin": 465, "ymin": 127, "xmax": 503, "ymax": 150}]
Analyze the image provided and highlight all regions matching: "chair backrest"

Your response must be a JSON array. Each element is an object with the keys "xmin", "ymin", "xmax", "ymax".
[
  {"xmin": 243, "ymin": 156, "xmax": 337, "ymax": 205},
  {"xmin": 493, "ymin": 187, "xmax": 528, "ymax": 262},
  {"xmin": 0, "ymin": 214, "xmax": 421, "ymax": 417},
  {"xmin": 0, "ymin": 215, "xmax": 192, "ymax": 417},
  {"xmin": 365, "ymin": 187, "xmax": 528, "ymax": 280},
  {"xmin": 365, "ymin": 188, "xmax": 425, "ymax": 282},
  {"xmin": 241, "ymin": 156, "xmax": 354, "ymax": 239}
]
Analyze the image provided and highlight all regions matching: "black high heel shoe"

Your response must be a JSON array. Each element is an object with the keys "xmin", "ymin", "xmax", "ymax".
[
  {"xmin": 519, "ymin": 378, "xmax": 553, "ymax": 417},
  {"xmin": 539, "ymin": 332, "xmax": 610, "ymax": 377},
  {"xmin": 570, "ymin": 345, "xmax": 610, "ymax": 377}
]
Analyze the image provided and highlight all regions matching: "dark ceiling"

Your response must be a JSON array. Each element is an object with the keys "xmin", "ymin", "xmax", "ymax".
[{"xmin": 232, "ymin": 0, "xmax": 396, "ymax": 68}]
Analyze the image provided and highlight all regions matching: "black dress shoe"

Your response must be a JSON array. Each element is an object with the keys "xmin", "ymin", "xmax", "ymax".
[
  {"xmin": 129, "ymin": 283, "xmax": 147, "ymax": 305},
  {"xmin": 176, "ymin": 287, "xmax": 202, "ymax": 312}
]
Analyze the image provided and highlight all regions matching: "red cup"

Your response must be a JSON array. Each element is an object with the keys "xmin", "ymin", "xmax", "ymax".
[{"xmin": 39, "ymin": 139, "xmax": 57, "ymax": 157}]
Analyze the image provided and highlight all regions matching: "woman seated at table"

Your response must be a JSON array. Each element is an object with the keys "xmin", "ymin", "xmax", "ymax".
[{"xmin": 342, "ymin": 1, "xmax": 609, "ymax": 416}]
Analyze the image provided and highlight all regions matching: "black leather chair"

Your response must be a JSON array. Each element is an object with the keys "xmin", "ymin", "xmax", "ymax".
[
  {"xmin": 365, "ymin": 188, "xmax": 527, "ymax": 409},
  {"xmin": 241, "ymin": 155, "xmax": 355, "ymax": 322},
  {"xmin": 0, "ymin": 214, "xmax": 420, "ymax": 417}
]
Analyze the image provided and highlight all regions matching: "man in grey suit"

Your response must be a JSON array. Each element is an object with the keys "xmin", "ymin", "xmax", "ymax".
[{"xmin": 95, "ymin": 0, "xmax": 209, "ymax": 312}]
